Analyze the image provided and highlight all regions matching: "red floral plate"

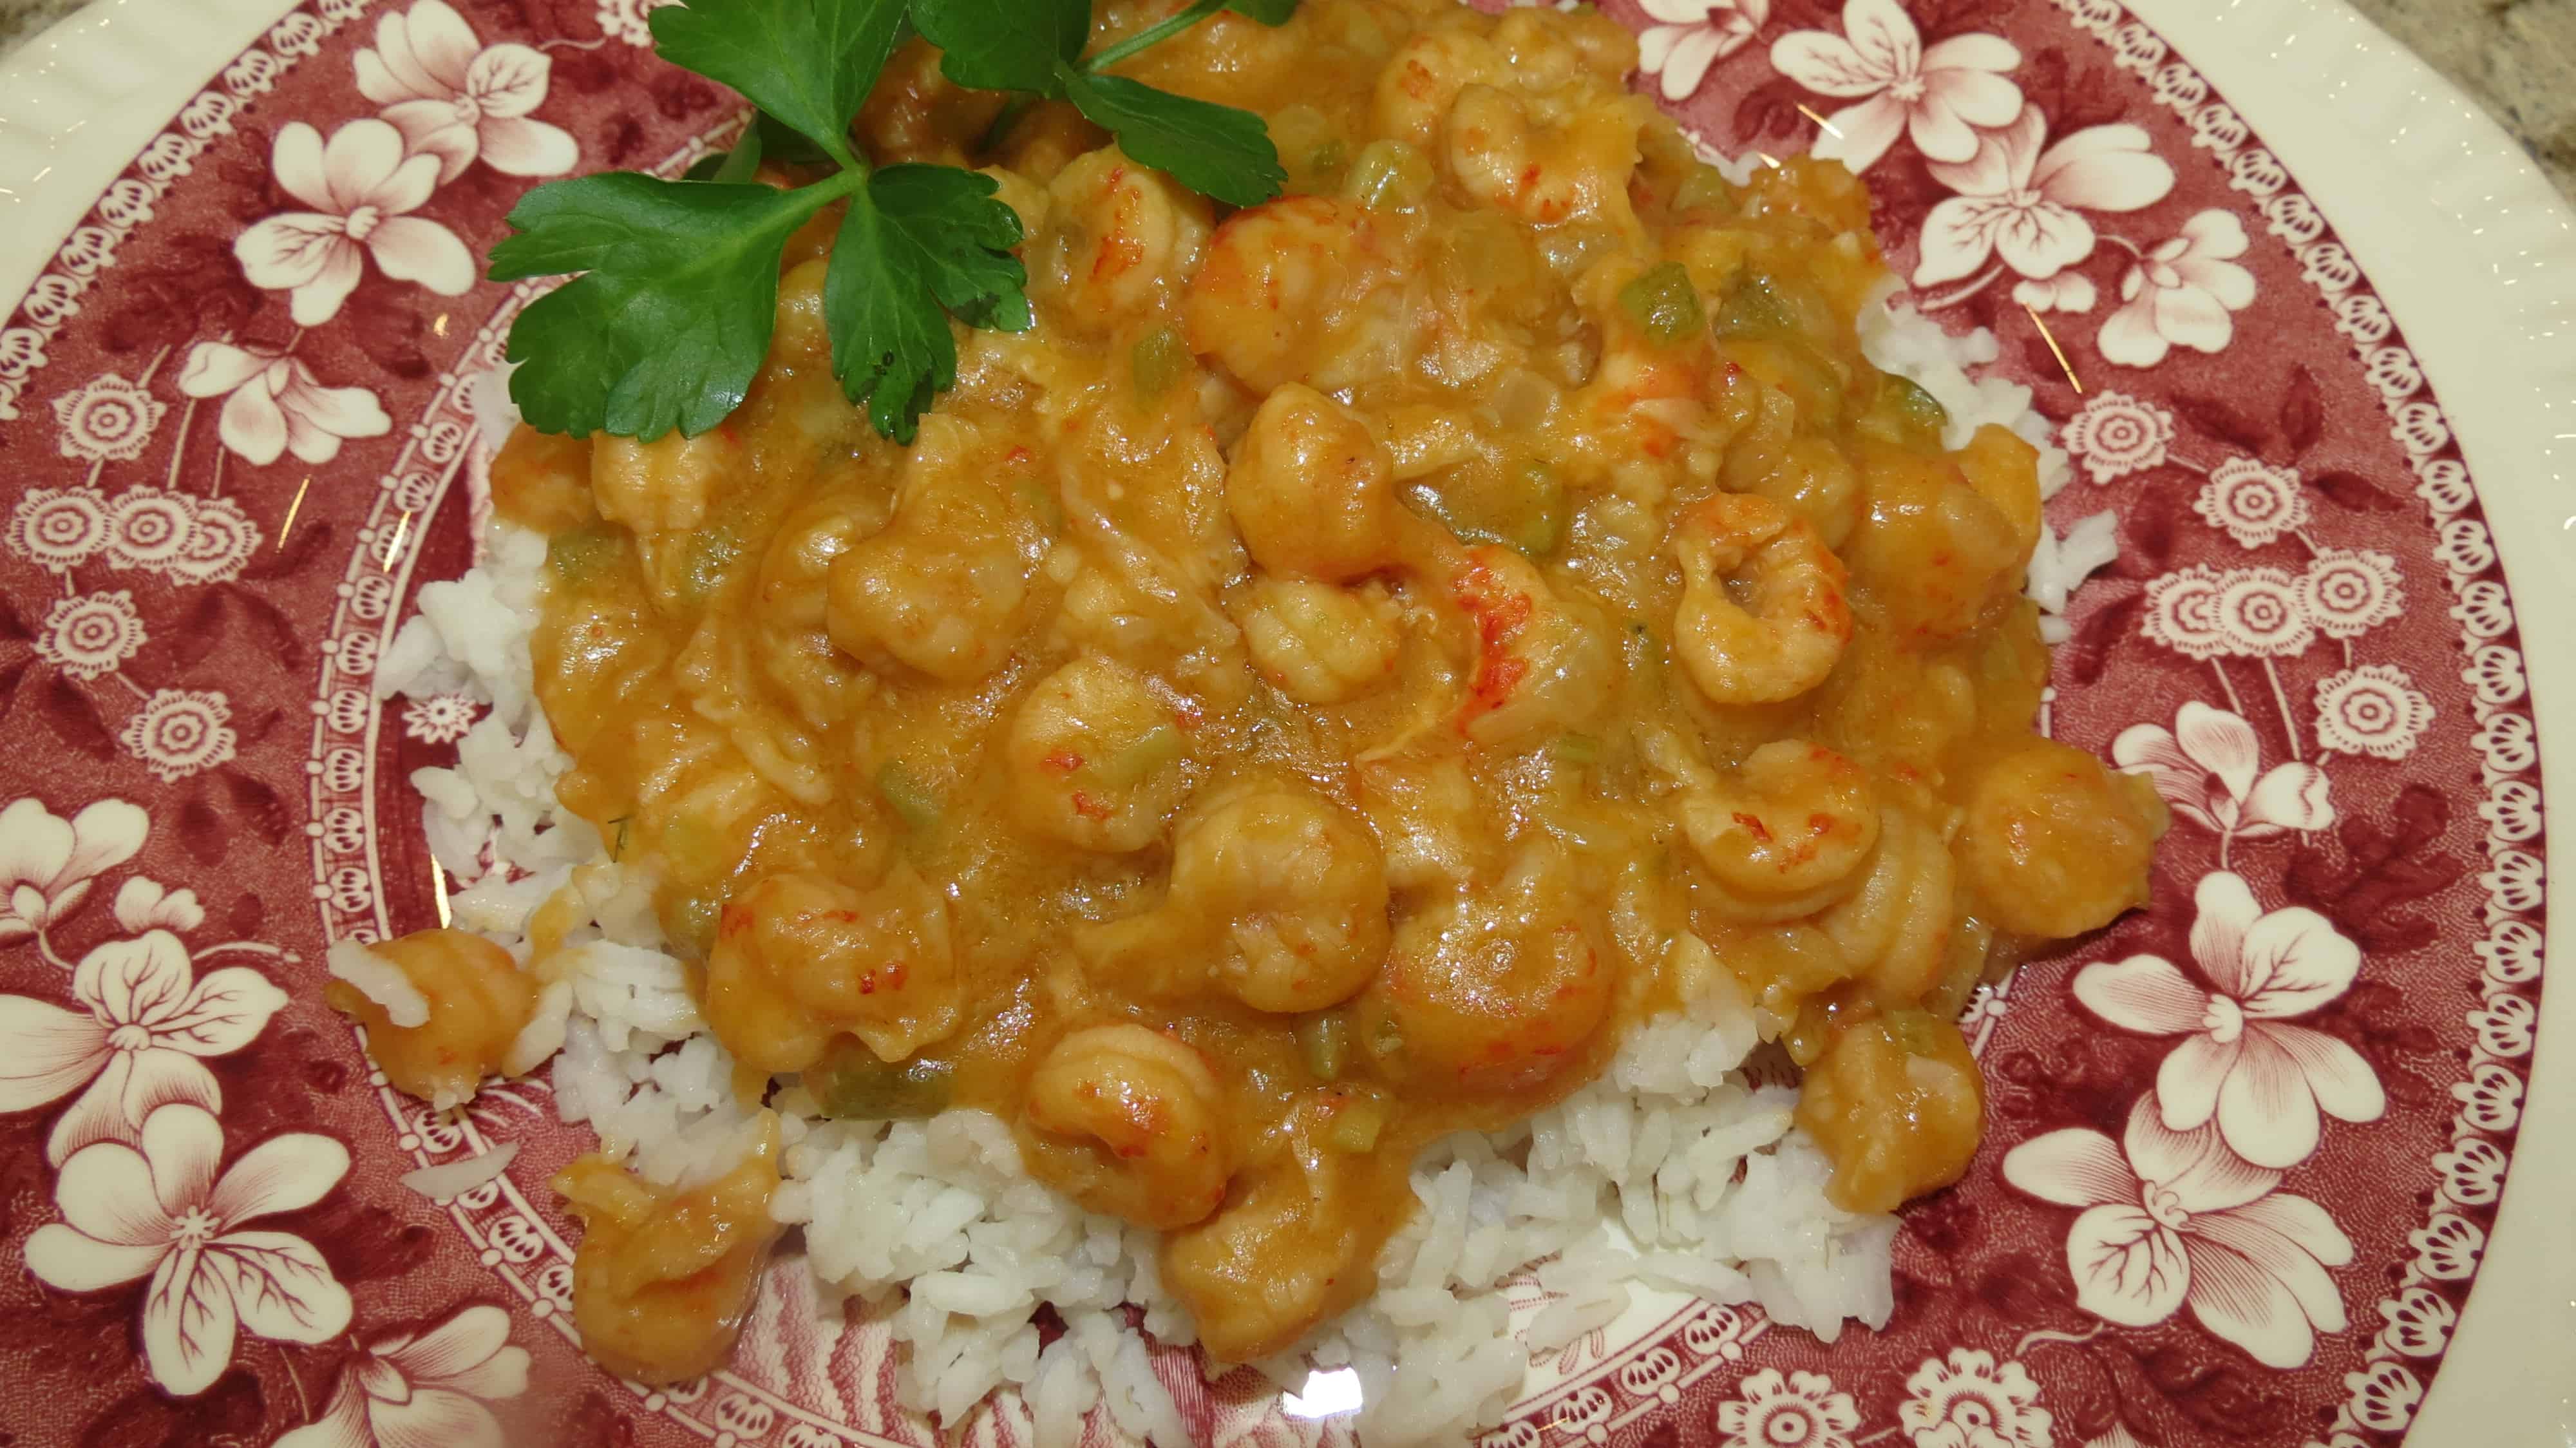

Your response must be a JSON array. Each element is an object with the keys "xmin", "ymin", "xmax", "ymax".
[{"xmin": 1, "ymin": 1, "xmax": 2570, "ymax": 1444}]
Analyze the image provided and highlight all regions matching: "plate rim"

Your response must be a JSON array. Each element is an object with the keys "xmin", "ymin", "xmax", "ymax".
[
  {"xmin": 2123, "ymin": 1, "xmax": 2576, "ymax": 1441},
  {"xmin": 1, "ymin": 0, "xmax": 2570, "ymax": 1441}
]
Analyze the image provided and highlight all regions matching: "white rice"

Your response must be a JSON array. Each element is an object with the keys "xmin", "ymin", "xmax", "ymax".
[
  {"xmin": 375, "ymin": 286, "xmax": 2102, "ymax": 1445},
  {"xmin": 402, "ymin": 1140, "xmax": 521, "ymax": 1202},
  {"xmin": 327, "ymin": 939, "xmax": 430, "ymax": 1027}
]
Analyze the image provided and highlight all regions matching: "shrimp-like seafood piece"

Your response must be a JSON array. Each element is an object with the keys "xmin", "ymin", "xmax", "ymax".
[
  {"xmin": 325, "ymin": 928, "xmax": 537, "ymax": 1110},
  {"xmin": 1442, "ymin": 82, "xmax": 1643, "ymax": 229},
  {"xmin": 827, "ymin": 418, "xmax": 1052, "ymax": 683},
  {"xmin": 1227, "ymin": 384, "xmax": 1414, "ymax": 584},
  {"xmin": 1185, "ymin": 198, "xmax": 1394, "ymax": 395},
  {"xmin": 556, "ymin": 1115, "xmax": 784, "ymax": 1384},
  {"xmin": 1162, "ymin": 1090, "xmax": 1387, "ymax": 1362},
  {"xmin": 1671, "ymin": 491, "xmax": 1852, "ymax": 705},
  {"xmin": 1569, "ymin": 309, "xmax": 1714, "ymax": 466},
  {"xmin": 1844, "ymin": 447, "xmax": 2025, "ymax": 640},
  {"xmin": 1354, "ymin": 748, "xmax": 1495, "ymax": 892},
  {"xmin": 1796, "ymin": 1012, "xmax": 1984, "ymax": 1214},
  {"xmin": 1233, "ymin": 578, "xmax": 1401, "ymax": 705},
  {"xmin": 1357, "ymin": 854, "xmax": 1613, "ymax": 1094},
  {"xmin": 1077, "ymin": 784, "xmax": 1391, "ymax": 1013},
  {"xmin": 1817, "ymin": 805, "xmax": 1955, "ymax": 1002},
  {"xmin": 1449, "ymin": 544, "xmax": 1616, "ymax": 749},
  {"xmin": 1372, "ymin": 30, "xmax": 1504, "ymax": 149},
  {"xmin": 1678, "ymin": 741, "xmax": 1881, "ymax": 922},
  {"xmin": 489, "ymin": 425, "xmax": 596, "ymax": 534},
  {"xmin": 593, "ymin": 429, "xmax": 730, "ymax": 535},
  {"xmin": 1005, "ymin": 656, "xmax": 1197, "ymax": 852},
  {"xmin": 703, "ymin": 868, "xmax": 960, "ymax": 1073},
  {"xmin": 1958, "ymin": 739, "xmax": 2166, "ymax": 939},
  {"xmin": 1036, "ymin": 147, "xmax": 1212, "ymax": 334},
  {"xmin": 1184, "ymin": 786, "xmax": 1393, "ymax": 1011},
  {"xmin": 1019, "ymin": 1025, "xmax": 1235, "ymax": 1230}
]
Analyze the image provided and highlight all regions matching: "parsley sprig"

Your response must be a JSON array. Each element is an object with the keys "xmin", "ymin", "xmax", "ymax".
[{"xmin": 491, "ymin": 0, "xmax": 1294, "ymax": 445}]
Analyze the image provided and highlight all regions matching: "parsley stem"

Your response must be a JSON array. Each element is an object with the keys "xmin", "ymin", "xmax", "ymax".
[
  {"xmin": 981, "ymin": 94, "xmax": 1036, "ymax": 153},
  {"xmin": 1083, "ymin": 0, "xmax": 1227, "ymax": 73}
]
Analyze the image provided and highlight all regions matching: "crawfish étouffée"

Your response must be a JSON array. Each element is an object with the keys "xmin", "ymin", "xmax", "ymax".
[{"xmin": 350, "ymin": 0, "xmax": 2164, "ymax": 1380}]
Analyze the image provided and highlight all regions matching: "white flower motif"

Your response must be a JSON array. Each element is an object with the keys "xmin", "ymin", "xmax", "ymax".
[
  {"xmin": 1900, "ymin": 1348, "xmax": 2051, "ymax": 1448},
  {"xmin": 2407, "ymin": 1213, "xmax": 2483, "ymax": 1282},
  {"xmin": 403, "ymin": 692, "xmax": 482, "ymax": 745},
  {"xmin": 0, "ymin": 798, "xmax": 148, "ymax": 944},
  {"xmin": 276, "ymin": 1304, "xmax": 532, "ymax": 1448},
  {"xmin": 2347, "ymin": 1362, "xmax": 2425, "ymax": 1434},
  {"xmin": 179, "ymin": 341, "xmax": 392, "ymax": 467},
  {"xmin": 2012, "ymin": 272, "xmax": 2096, "ymax": 313},
  {"xmin": 357, "ymin": 0, "xmax": 579, "ymax": 184},
  {"xmin": 121, "ymin": 689, "xmax": 239, "ymax": 783},
  {"xmin": 104, "ymin": 486, "xmax": 196, "ymax": 573},
  {"xmin": 2450, "ymin": 1060, "xmax": 2523, "ymax": 1136},
  {"xmin": 24, "ymin": 1102, "xmax": 353, "ymax": 1395},
  {"xmin": 2099, "ymin": 211, "xmax": 2258, "ymax": 367},
  {"xmin": 2058, "ymin": 390, "xmax": 2174, "ymax": 482},
  {"xmin": 2065, "ymin": 0, "xmax": 2122, "ymax": 35},
  {"xmin": 1718, "ymin": 1368, "xmax": 1862, "ymax": 1448},
  {"xmin": 34, "ymin": 591, "xmax": 148, "ymax": 681},
  {"xmin": 1639, "ymin": 0, "xmax": 1770, "ymax": 102},
  {"xmin": 52, "ymin": 372, "xmax": 170, "ymax": 463},
  {"xmin": 2470, "ymin": 710, "xmax": 2536, "ymax": 774},
  {"xmin": 2210, "ymin": 567, "xmax": 2311, "ymax": 657},
  {"xmin": 594, "ymin": 0, "xmax": 679, "ymax": 46},
  {"xmin": 2297, "ymin": 549, "xmax": 2402, "ymax": 639},
  {"xmin": 165, "ymin": 497, "xmax": 265, "ymax": 586},
  {"xmin": 2376, "ymin": 1284, "xmax": 2458, "ymax": 1358},
  {"xmin": 0, "ymin": 929, "xmax": 287, "ymax": 1165},
  {"xmin": 2082, "ymin": 1429, "xmax": 2149, "ymax": 1448},
  {"xmin": 2112, "ymin": 701, "xmax": 2331, "ymax": 839},
  {"xmin": 2192, "ymin": 459, "xmax": 2308, "ymax": 549},
  {"xmin": 234, "ymin": 119, "xmax": 475, "ymax": 327},
  {"xmin": 115, "ymin": 877, "xmax": 206, "ymax": 933},
  {"xmin": 2074, "ymin": 871, "xmax": 2383, "ymax": 1168},
  {"xmin": 1913, "ymin": 110, "xmax": 2174, "ymax": 289},
  {"xmin": 2474, "ymin": 918, "xmax": 2542, "ymax": 987},
  {"xmin": 7, "ymin": 486, "xmax": 116, "ymax": 571},
  {"xmin": 2002, "ymin": 1094, "xmax": 2354, "ymax": 1368},
  {"xmin": 2140, "ymin": 565, "xmax": 2228, "ymax": 660},
  {"xmin": 1770, "ymin": 0, "xmax": 2022, "ymax": 173},
  {"xmin": 2313, "ymin": 665, "xmax": 2433, "ymax": 760}
]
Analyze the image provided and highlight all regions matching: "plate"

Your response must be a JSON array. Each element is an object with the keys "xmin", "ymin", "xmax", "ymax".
[{"xmin": 0, "ymin": 1, "xmax": 2569, "ymax": 1443}]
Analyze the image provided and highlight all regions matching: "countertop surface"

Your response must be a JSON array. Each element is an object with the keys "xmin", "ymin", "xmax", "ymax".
[{"xmin": 0, "ymin": 0, "xmax": 2569, "ymax": 199}]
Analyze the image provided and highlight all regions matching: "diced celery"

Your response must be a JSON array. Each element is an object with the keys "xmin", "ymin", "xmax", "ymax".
[
  {"xmin": 1094, "ymin": 724, "xmax": 1182, "ymax": 786},
  {"xmin": 1328, "ymin": 1091, "xmax": 1390, "ymax": 1153},
  {"xmin": 681, "ymin": 526, "xmax": 739, "ymax": 602},
  {"xmin": 1886, "ymin": 375, "xmax": 1949, "ymax": 435},
  {"xmin": 1618, "ymin": 261, "xmax": 1706, "ymax": 346},
  {"xmin": 1367, "ymin": 1011, "xmax": 1405, "ymax": 1060},
  {"xmin": 876, "ymin": 761, "xmax": 942, "ymax": 835},
  {"xmin": 546, "ymin": 523, "xmax": 625, "ymax": 583},
  {"xmin": 1710, "ymin": 271, "xmax": 1794, "ymax": 339},
  {"xmin": 1131, "ymin": 326, "xmax": 1192, "ymax": 401},
  {"xmin": 1299, "ymin": 1013, "xmax": 1350, "ymax": 1081},
  {"xmin": 1672, "ymin": 164, "xmax": 1736, "ymax": 214},
  {"xmin": 813, "ymin": 1050, "xmax": 953, "ymax": 1120},
  {"xmin": 1345, "ymin": 140, "xmax": 1432, "ymax": 210},
  {"xmin": 1553, "ymin": 733, "xmax": 1602, "ymax": 767}
]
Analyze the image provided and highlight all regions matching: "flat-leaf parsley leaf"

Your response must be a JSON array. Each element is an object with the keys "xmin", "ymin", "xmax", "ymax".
[{"xmin": 490, "ymin": 0, "xmax": 1293, "ymax": 444}]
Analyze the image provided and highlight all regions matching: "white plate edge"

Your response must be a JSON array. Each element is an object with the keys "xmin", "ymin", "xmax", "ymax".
[
  {"xmin": 0, "ymin": 0, "xmax": 296, "ymax": 319},
  {"xmin": 2128, "ymin": 1, "xmax": 2576, "ymax": 1442}
]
